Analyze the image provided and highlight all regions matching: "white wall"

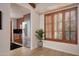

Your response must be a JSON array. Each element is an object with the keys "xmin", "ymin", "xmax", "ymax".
[
  {"xmin": 12, "ymin": 19, "xmax": 17, "ymax": 29},
  {"xmin": 0, "ymin": 3, "xmax": 10, "ymax": 55},
  {"xmin": 40, "ymin": 4, "xmax": 79, "ymax": 55},
  {"xmin": 11, "ymin": 18, "xmax": 17, "ymax": 43},
  {"xmin": 31, "ymin": 11, "xmax": 40, "ymax": 50}
]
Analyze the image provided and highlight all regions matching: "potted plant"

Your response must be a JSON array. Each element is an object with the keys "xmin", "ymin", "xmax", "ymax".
[{"xmin": 35, "ymin": 29, "xmax": 44, "ymax": 48}]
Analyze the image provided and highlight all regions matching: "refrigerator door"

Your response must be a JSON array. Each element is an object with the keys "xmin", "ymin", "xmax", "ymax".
[{"xmin": 22, "ymin": 21, "xmax": 31, "ymax": 48}]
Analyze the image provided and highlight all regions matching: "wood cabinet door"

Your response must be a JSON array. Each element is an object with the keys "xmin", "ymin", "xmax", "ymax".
[{"xmin": 14, "ymin": 34, "xmax": 22, "ymax": 44}]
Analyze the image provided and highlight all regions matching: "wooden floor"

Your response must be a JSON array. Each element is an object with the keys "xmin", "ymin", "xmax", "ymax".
[{"xmin": 8, "ymin": 47, "xmax": 76, "ymax": 56}]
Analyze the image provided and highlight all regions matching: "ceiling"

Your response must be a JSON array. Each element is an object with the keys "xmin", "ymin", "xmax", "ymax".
[
  {"xmin": 35, "ymin": 3, "xmax": 72, "ymax": 13},
  {"xmin": 10, "ymin": 3, "xmax": 30, "ymax": 19},
  {"xmin": 10, "ymin": 3, "xmax": 73, "ymax": 19}
]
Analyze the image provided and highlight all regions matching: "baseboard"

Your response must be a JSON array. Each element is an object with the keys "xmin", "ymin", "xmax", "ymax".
[{"xmin": 43, "ymin": 46, "xmax": 79, "ymax": 56}]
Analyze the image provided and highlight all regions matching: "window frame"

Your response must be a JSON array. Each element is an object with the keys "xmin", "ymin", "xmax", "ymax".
[{"xmin": 44, "ymin": 7, "xmax": 78, "ymax": 44}]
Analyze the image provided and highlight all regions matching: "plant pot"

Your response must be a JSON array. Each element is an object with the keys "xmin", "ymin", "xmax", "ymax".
[{"xmin": 38, "ymin": 41, "xmax": 43, "ymax": 48}]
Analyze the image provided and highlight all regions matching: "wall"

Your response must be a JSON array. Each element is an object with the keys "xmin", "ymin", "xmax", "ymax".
[
  {"xmin": 11, "ymin": 18, "xmax": 17, "ymax": 43},
  {"xmin": 40, "ymin": 4, "xmax": 79, "ymax": 55},
  {"xmin": 31, "ymin": 10, "xmax": 40, "ymax": 50},
  {"xmin": 12, "ymin": 19, "xmax": 17, "ymax": 29},
  {"xmin": 0, "ymin": 3, "xmax": 10, "ymax": 55}
]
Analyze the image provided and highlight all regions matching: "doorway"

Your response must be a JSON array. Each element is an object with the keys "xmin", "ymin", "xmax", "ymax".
[{"xmin": 10, "ymin": 3, "xmax": 31, "ymax": 50}]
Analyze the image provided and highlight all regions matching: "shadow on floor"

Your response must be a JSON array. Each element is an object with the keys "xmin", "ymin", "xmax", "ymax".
[{"xmin": 10, "ymin": 43, "xmax": 22, "ymax": 50}]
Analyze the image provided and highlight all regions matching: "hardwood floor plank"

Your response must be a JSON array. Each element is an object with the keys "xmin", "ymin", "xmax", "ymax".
[{"xmin": 8, "ymin": 47, "xmax": 76, "ymax": 56}]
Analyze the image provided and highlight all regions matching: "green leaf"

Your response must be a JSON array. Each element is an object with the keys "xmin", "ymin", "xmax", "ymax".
[{"xmin": 35, "ymin": 29, "xmax": 44, "ymax": 41}]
